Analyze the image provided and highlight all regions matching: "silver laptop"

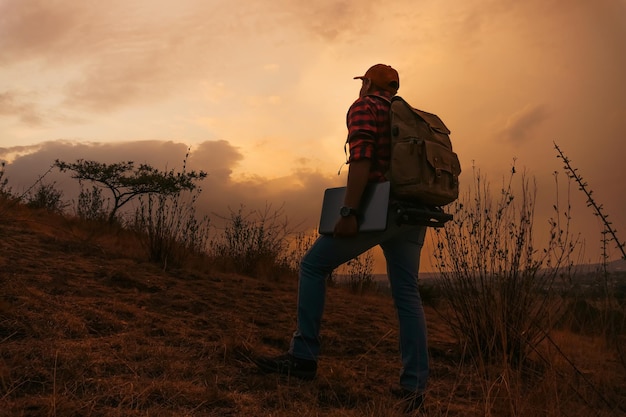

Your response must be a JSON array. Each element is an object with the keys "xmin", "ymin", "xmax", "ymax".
[{"xmin": 318, "ymin": 181, "xmax": 390, "ymax": 235}]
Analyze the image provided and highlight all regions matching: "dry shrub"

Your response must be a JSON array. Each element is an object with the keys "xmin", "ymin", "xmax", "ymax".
[
  {"xmin": 344, "ymin": 250, "xmax": 376, "ymax": 294},
  {"xmin": 433, "ymin": 165, "xmax": 577, "ymax": 369},
  {"xmin": 209, "ymin": 204, "xmax": 295, "ymax": 278},
  {"xmin": 133, "ymin": 189, "xmax": 210, "ymax": 270}
]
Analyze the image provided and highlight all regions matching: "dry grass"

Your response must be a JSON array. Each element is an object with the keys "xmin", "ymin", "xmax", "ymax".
[{"xmin": 1, "ymin": 203, "xmax": 625, "ymax": 416}]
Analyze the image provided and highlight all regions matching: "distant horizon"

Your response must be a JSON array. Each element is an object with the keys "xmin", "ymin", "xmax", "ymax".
[{"xmin": 333, "ymin": 257, "xmax": 626, "ymax": 283}]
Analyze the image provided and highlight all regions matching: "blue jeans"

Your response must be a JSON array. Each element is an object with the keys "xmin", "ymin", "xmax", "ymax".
[{"xmin": 289, "ymin": 212, "xmax": 429, "ymax": 392}]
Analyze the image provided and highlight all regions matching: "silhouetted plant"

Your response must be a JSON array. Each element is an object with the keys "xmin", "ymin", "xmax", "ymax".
[
  {"xmin": 75, "ymin": 182, "xmax": 109, "ymax": 222},
  {"xmin": 0, "ymin": 161, "xmax": 12, "ymax": 221},
  {"xmin": 126, "ymin": 151, "xmax": 210, "ymax": 269},
  {"xmin": 210, "ymin": 203, "xmax": 293, "ymax": 277},
  {"xmin": 433, "ymin": 163, "xmax": 578, "ymax": 369},
  {"xmin": 281, "ymin": 230, "xmax": 318, "ymax": 273},
  {"xmin": 0, "ymin": 161, "xmax": 11, "ymax": 199},
  {"xmin": 25, "ymin": 182, "xmax": 68, "ymax": 213},
  {"xmin": 133, "ymin": 187, "xmax": 210, "ymax": 270},
  {"xmin": 554, "ymin": 142, "xmax": 625, "ymax": 261},
  {"xmin": 344, "ymin": 250, "xmax": 376, "ymax": 294},
  {"xmin": 0, "ymin": 163, "xmax": 56, "ymax": 219},
  {"xmin": 55, "ymin": 157, "xmax": 207, "ymax": 224},
  {"xmin": 555, "ymin": 142, "xmax": 626, "ymax": 356}
]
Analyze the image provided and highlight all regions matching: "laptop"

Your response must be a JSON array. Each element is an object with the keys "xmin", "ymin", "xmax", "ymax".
[{"xmin": 318, "ymin": 181, "xmax": 390, "ymax": 235}]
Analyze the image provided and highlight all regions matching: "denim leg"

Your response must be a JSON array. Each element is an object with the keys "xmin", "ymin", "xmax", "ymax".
[
  {"xmin": 288, "ymin": 215, "xmax": 429, "ymax": 393},
  {"xmin": 381, "ymin": 225, "xmax": 428, "ymax": 392},
  {"xmin": 289, "ymin": 233, "xmax": 379, "ymax": 361}
]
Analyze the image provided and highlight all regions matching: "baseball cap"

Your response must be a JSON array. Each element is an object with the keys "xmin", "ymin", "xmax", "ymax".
[{"xmin": 354, "ymin": 64, "xmax": 399, "ymax": 93}]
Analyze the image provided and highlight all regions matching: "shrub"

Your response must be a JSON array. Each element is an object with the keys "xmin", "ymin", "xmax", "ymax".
[
  {"xmin": 0, "ymin": 161, "xmax": 11, "ymax": 199},
  {"xmin": 25, "ymin": 182, "xmax": 68, "ymax": 213},
  {"xmin": 210, "ymin": 204, "xmax": 293, "ymax": 277},
  {"xmin": 1, "ymin": 163, "xmax": 58, "ymax": 221},
  {"xmin": 432, "ymin": 164, "xmax": 578, "ymax": 369},
  {"xmin": 75, "ymin": 183, "xmax": 109, "ymax": 222},
  {"xmin": 345, "ymin": 250, "xmax": 376, "ymax": 294},
  {"xmin": 133, "ymin": 189, "xmax": 210, "ymax": 270},
  {"xmin": 555, "ymin": 142, "xmax": 626, "ymax": 351},
  {"xmin": 280, "ymin": 230, "xmax": 318, "ymax": 273},
  {"xmin": 0, "ymin": 161, "xmax": 13, "ymax": 219}
]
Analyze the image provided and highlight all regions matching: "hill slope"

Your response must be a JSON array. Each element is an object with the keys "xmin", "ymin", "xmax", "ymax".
[
  {"xmin": 1, "ymin": 206, "xmax": 624, "ymax": 416},
  {"xmin": 0, "ymin": 207, "xmax": 468, "ymax": 417}
]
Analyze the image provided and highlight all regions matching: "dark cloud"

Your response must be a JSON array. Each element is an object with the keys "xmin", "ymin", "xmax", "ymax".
[
  {"xmin": 188, "ymin": 140, "xmax": 242, "ymax": 182},
  {"xmin": 2, "ymin": 139, "xmax": 336, "ymax": 233},
  {"xmin": 3, "ymin": 140, "xmax": 200, "ymax": 191},
  {"xmin": 3, "ymin": 137, "xmax": 624, "ymax": 270}
]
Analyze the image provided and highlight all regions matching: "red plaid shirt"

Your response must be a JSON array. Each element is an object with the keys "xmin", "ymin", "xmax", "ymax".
[{"xmin": 346, "ymin": 92, "xmax": 393, "ymax": 182}]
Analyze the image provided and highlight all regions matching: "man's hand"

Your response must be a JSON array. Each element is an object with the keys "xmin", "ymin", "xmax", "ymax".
[
  {"xmin": 335, "ymin": 158, "xmax": 370, "ymax": 238},
  {"xmin": 333, "ymin": 215, "xmax": 358, "ymax": 238}
]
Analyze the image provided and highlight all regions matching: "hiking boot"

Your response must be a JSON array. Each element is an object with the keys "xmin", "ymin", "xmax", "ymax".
[
  {"xmin": 391, "ymin": 387, "xmax": 425, "ymax": 413},
  {"xmin": 253, "ymin": 353, "xmax": 317, "ymax": 380}
]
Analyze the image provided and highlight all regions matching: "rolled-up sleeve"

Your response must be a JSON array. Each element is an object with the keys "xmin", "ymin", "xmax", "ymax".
[
  {"xmin": 346, "ymin": 99, "xmax": 377, "ymax": 162},
  {"xmin": 344, "ymin": 94, "xmax": 392, "ymax": 182}
]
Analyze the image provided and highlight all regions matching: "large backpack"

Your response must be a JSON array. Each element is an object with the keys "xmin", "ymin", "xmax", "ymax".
[{"xmin": 388, "ymin": 96, "xmax": 461, "ymax": 207}]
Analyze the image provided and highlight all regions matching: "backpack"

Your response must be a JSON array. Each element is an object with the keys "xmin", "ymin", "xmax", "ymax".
[{"xmin": 388, "ymin": 96, "xmax": 461, "ymax": 207}]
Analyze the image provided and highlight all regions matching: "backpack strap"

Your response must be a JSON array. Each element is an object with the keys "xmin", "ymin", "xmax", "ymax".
[{"xmin": 392, "ymin": 201, "xmax": 453, "ymax": 227}]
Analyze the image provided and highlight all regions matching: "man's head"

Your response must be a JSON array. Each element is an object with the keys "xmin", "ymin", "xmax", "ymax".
[{"xmin": 354, "ymin": 64, "xmax": 399, "ymax": 96}]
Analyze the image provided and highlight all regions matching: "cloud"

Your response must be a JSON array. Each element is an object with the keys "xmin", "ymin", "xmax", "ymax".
[
  {"xmin": 0, "ymin": 143, "xmax": 48, "ymax": 165},
  {"xmin": 3, "ymin": 137, "xmax": 625, "ymax": 272},
  {"xmin": 0, "ymin": 0, "xmax": 387, "ymax": 115},
  {"xmin": 0, "ymin": 90, "xmax": 44, "ymax": 126},
  {"xmin": 0, "ymin": 89, "xmax": 82, "ymax": 128},
  {"xmin": 188, "ymin": 140, "xmax": 243, "ymax": 182},
  {"xmin": 63, "ymin": 53, "xmax": 173, "ymax": 112},
  {"xmin": 0, "ymin": 1, "xmax": 88, "ymax": 64},
  {"xmin": 0, "ymin": 2, "xmax": 224, "ymax": 112},
  {"xmin": 0, "ymin": 0, "xmax": 406, "ymax": 127},
  {"xmin": 276, "ymin": 0, "xmax": 366, "ymax": 42},
  {"xmin": 2, "ymin": 139, "xmax": 337, "ymax": 231},
  {"xmin": 500, "ymin": 104, "xmax": 549, "ymax": 144}
]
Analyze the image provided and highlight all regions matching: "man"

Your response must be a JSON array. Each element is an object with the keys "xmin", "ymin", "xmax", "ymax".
[{"xmin": 255, "ymin": 64, "xmax": 428, "ymax": 412}]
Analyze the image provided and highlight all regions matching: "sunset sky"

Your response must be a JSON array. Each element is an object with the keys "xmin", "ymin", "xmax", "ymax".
[{"xmin": 1, "ymin": 0, "xmax": 625, "ymax": 272}]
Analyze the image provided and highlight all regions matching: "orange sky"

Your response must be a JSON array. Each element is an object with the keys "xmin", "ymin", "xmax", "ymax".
[{"xmin": 1, "ymin": 0, "xmax": 625, "ymax": 272}]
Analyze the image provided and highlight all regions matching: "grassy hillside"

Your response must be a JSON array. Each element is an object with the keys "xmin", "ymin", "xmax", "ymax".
[{"xmin": 1, "ymin": 203, "xmax": 624, "ymax": 416}]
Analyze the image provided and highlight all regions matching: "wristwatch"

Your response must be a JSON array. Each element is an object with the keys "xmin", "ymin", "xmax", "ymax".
[{"xmin": 339, "ymin": 206, "xmax": 358, "ymax": 217}]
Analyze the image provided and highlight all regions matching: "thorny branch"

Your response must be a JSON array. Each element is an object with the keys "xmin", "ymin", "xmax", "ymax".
[{"xmin": 554, "ymin": 141, "xmax": 626, "ymax": 260}]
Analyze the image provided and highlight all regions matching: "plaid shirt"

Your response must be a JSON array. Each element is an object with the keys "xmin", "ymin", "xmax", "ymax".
[{"xmin": 346, "ymin": 93, "xmax": 393, "ymax": 182}]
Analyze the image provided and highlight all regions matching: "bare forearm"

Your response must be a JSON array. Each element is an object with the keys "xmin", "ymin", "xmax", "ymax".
[{"xmin": 343, "ymin": 159, "xmax": 371, "ymax": 209}]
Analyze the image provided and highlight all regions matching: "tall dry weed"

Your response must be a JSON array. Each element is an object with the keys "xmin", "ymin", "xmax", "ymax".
[
  {"xmin": 209, "ymin": 204, "xmax": 294, "ymax": 278},
  {"xmin": 74, "ymin": 182, "xmax": 110, "ymax": 222},
  {"xmin": 133, "ymin": 188, "xmax": 210, "ymax": 270},
  {"xmin": 432, "ymin": 163, "xmax": 578, "ymax": 369},
  {"xmin": 344, "ymin": 250, "xmax": 376, "ymax": 294},
  {"xmin": 25, "ymin": 181, "xmax": 68, "ymax": 213},
  {"xmin": 555, "ymin": 142, "xmax": 626, "ymax": 372}
]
